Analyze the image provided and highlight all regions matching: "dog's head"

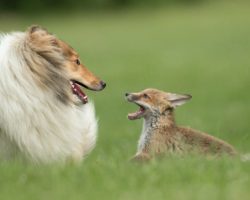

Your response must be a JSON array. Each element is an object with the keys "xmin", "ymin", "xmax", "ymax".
[{"xmin": 25, "ymin": 25, "xmax": 106, "ymax": 104}]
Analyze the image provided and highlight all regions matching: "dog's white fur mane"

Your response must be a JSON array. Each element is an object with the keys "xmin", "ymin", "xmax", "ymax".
[{"xmin": 0, "ymin": 32, "xmax": 97, "ymax": 164}]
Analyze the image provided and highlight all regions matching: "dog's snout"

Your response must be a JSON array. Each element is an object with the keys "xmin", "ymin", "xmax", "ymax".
[{"xmin": 100, "ymin": 80, "xmax": 106, "ymax": 89}]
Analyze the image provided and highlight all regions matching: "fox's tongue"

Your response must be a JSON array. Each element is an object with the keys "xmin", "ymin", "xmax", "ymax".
[
  {"xmin": 128, "ymin": 106, "xmax": 145, "ymax": 120},
  {"xmin": 71, "ymin": 81, "xmax": 88, "ymax": 104}
]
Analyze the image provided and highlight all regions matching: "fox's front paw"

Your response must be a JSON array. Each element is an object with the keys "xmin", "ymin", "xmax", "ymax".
[{"xmin": 130, "ymin": 153, "xmax": 151, "ymax": 162}]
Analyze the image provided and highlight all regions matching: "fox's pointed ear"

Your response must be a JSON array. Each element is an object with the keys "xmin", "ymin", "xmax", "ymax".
[{"xmin": 167, "ymin": 93, "xmax": 192, "ymax": 108}]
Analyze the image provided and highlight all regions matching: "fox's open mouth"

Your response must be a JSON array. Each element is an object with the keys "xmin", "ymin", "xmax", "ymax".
[
  {"xmin": 70, "ymin": 81, "xmax": 88, "ymax": 104},
  {"xmin": 128, "ymin": 104, "xmax": 146, "ymax": 120}
]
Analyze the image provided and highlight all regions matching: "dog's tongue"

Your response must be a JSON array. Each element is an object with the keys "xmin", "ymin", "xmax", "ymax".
[{"xmin": 71, "ymin": 82, "xmax": 88, "ymax": 104}]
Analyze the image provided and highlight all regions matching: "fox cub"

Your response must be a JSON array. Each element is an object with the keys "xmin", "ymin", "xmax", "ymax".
[{"xmin": 125, "ymin": 88, "xmax": 237, "ymax": 161}]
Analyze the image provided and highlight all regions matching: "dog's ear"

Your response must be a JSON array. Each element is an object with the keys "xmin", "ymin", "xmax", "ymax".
[
  {"xmin": 27, "ymin": 25, "xmax": 49, "ymax": 38},
  {"xmin": 27, "ymin": 25, "xmax": 59, "ymax": 48},
  {"xmin": 25, "ymin": 26, "xmax": 69, "ymax": 103},
  {"xmin": 28, "ymin": 25, "xmax": 47, "ymax": 34},
  {"xmin": 26, "ymin": 25, "xmax": 63, "ymax": 69},
  {"xmin": 166, "ymin": 93, "xmax": 192, "ymax": 108}
]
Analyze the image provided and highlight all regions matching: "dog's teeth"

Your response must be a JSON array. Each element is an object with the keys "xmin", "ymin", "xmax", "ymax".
[{"xmin": 70, "ymin": 81, "xmax": 88, "ymax": 104}]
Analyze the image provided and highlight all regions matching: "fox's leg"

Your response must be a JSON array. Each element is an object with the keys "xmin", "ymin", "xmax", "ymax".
[{"xmin": 130, "ymin": 152, "xmax": 151, "ymax": 162}]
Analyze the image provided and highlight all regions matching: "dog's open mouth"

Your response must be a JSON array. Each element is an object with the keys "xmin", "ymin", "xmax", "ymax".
[
  {"xmin": 128, "ymin": 104, "xmax": 146, "ymax": 120},
  {"xmin": 70, "ymin": 81, "xmax": 88, "ymax": 104}
]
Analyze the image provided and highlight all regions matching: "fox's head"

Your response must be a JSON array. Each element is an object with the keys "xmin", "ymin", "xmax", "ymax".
[{"xmin": 125, "ymin": 88, "xmax": 192, "ymax": 120}]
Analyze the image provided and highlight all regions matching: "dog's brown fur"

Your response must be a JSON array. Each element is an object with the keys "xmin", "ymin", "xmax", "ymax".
[{"xmin": 24, "ymin": 25, "xmax": 104, "ymax": 104}]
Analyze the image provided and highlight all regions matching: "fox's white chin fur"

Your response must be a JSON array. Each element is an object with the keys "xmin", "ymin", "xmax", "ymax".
[{"xmin": 0, "ymin": 31, "xmax": 97, "ymax": 164}]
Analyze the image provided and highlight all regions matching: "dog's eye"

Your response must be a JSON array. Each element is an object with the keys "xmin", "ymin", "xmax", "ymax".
[
  {"xmin": 143, "ymin": 94, "xmax": 149, "ymax": 98},
  {"xmin": 75, "ymin": 59, "xmax": 81, "ymax": 65}
]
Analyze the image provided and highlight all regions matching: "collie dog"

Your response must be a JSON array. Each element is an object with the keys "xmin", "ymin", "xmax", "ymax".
[{"xmin": 0, "ymin": 26, "xmax": 106, "ymax": 164}]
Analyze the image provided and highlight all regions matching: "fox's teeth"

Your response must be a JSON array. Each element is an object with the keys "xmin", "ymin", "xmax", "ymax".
[
  {"xmin": 140, "ymin": 107, "xmax": 145, "ymax": 111},
  {"xmin": 127, "ymin": 105, "xmax": 146, "ymax": 120}
]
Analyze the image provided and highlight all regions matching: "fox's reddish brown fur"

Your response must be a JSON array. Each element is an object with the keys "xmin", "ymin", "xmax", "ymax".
[{"xmin": 125, "ymin": 88, "xmax": 237, "ymax": 161}]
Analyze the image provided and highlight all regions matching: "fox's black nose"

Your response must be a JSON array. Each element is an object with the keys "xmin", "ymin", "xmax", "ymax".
[
  {"xmin": 125, "ymin": 93, "xmax": 130, "ymax": 97},
  {"xmin": 100, "ymin": 81, "xmax": 106, "ymax": 89}
]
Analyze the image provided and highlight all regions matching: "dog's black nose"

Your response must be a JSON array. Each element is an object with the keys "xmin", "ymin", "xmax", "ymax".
[
  {"xmin": 125, "ymin": 93, "xmax": 130, "ymax": 97},
  {"xmin": 100, "ymin": 81, "xmax": 106, "ymax": 89}
]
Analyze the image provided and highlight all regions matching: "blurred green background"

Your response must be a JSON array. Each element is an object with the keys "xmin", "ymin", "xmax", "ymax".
[
  {"xmin": 0, "ymin": 0, "xmax": 250, "ymax": 199},
  {"xmin": 0, "ymin": 0, "xmax": 214, "ymax": 12}
]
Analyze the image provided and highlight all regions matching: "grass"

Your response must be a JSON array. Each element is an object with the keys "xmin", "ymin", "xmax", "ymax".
[{"xmin": 0, "ymin": 1, "xmax": 250, "ymax": 199}]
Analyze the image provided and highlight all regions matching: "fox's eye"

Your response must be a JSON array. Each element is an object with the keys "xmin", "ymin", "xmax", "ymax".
[
  {"xmin": 75, "ymin": 59, "xmax": 81, "ymax": 65},
  {"xmin": 143, "ymin": 93, "xmax": 149, "ymax": 98}
]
